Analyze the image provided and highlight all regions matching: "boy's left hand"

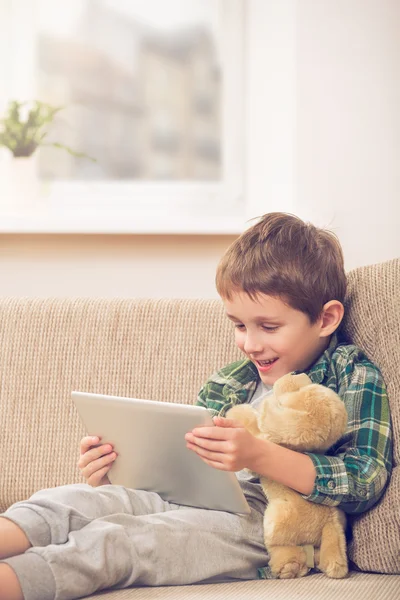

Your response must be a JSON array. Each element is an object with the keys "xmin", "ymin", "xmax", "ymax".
[{"xmin": 185, "ymin": 416, "xmax": 258, "ymax": 471}]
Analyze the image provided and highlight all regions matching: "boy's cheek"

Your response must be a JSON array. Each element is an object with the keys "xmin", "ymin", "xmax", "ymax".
[{"xmin": 234, "ymin": 331, "xmax": 244, "ymax": 349}]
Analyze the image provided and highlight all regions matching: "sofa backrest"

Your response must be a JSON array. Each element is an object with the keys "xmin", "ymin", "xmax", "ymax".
[
  {"xmin": 0, "ymin": 297, "xmax": 241, "ymax": 511},
  {"xmin": 343, "ymin": 258, "xmax": 399, "ymax": 465},
  {"xmin": 341, "ymin": 258, "xmax": 399, "ymax": 574}
]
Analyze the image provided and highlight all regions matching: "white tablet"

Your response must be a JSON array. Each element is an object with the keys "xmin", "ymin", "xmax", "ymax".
[{"xmin": 72, "ymin": 391, "xmax": 250, "ymax": 515}]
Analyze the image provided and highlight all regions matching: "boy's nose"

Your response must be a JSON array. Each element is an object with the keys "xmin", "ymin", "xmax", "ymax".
[{"xmin": 243, "ymin": 334, "xmax": 264, "ymax": 355}]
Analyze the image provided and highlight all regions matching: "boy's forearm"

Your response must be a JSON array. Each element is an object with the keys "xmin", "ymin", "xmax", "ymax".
[{"xmin": 249, "ymin": 438, "xmax": 317, "ymax": 496}]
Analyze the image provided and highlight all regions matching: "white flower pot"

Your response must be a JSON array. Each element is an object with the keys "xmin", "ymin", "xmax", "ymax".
[{"xmin": 0, "ymin": 150, "xmax": 43, "ymax": 216}]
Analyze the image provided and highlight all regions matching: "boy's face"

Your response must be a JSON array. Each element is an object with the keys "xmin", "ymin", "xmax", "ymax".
[{"xmin": 223, "ymin": 291, "xmax": 329, "ymax": 386}]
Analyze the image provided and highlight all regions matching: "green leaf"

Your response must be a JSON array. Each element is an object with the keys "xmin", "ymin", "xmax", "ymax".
[{"xmin": 43, "ymin": 142, "xmax": 97, "ymax": 162}]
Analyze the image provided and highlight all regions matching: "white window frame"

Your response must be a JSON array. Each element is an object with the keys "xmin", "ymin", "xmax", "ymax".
[{"xmin": 0, "ymin": 0, "xmax": 246, "ymax": 234}]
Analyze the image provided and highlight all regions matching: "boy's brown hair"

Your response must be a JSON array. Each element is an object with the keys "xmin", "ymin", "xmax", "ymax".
[{"xmin": 216, "ymin": 212, "xmax": 347, "ymax": 324}]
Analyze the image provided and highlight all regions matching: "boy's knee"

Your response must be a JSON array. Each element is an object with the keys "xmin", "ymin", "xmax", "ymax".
[{"xmin": 29, "ymin": 483, "xmax": 90, "ymax": 501}]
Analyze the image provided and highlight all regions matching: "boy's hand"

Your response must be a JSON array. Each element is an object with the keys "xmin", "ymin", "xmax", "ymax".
[
  {"xmin": 185, "ymin": 416, "xmax": 259, "ymax": 472},
  {"xmin": 78, "ymin": 436, "xmax": 118, "ymax": 487}
]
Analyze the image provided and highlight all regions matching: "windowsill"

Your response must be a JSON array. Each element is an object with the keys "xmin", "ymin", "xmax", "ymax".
[
  {"xmin": 0, "ymin": 213, "xmax": 244, "ymax": 235},
  {"xmin": 0, "ymin": 179, "xmax": 246, "ymax": 234}
]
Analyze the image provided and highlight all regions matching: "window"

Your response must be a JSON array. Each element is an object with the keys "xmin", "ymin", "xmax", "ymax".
[{"xmin": 0, "ymin": 0, "xmax": 245, "ymax": 233}]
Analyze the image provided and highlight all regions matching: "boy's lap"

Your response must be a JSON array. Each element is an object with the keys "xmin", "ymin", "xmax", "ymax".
[
  {"xmin": 26, "ymin": 483, "xmax": 181, "ymax": 517},
  {"xmin": 25, "ymin": 483, "xmax": 263, "ymax": 531},
  {"xmin": 38, "ymin": 484, "xmax": 265, "ymax": 544}
]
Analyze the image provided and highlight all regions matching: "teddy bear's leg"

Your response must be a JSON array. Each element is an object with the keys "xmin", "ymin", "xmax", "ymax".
[
  {"xmin": 226, "ymin": 404, "xmax": 261, "ymax": 437},
  {"xmin": 268, "ymin": 545, "xmax": 310, "ymax": 579},
  {"xmin": 317, "ymin": 520, "xmax": 348, "ymax": 578}
]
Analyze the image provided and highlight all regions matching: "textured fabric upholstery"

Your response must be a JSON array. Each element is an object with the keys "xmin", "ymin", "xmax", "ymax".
[
  {"xmin": 0, "ymin": 298, "xmax": 240, "ymax": 509},
  {"xmin": 342, "ymin": 258, "xmax": 399, "ymax": 574}
]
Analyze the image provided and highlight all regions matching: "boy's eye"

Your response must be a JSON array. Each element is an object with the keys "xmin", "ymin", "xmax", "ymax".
[{"xmin": 234, "ymin": 324, "xmax": 278, "ymax": 332}]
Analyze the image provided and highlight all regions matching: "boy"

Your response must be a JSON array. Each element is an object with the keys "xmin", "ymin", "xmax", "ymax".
[{"xmin": 0, "ymin": 213, "xmax": 392, "ymax": 600}]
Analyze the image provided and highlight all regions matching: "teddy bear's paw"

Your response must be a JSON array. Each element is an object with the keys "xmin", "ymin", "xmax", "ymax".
[
  {"xmin": 278, "ymin": 561, "xmax": 310, "ymax": 579},
  {"xmin": 320, "ymin": 559, "xmax": 348, "ymax": 579},
  {"xmin": 226, "ymin": 405, "xmax": 260, "ymax": 435},
  {"xmin": 316, "ymin": 547, "xmax": 348, "ymax": 578},
  {"xmin": 226, "ymin": 404, "xmax": 251, "ymax": 421},
  {"xmin": 269, "ymin": 546, "xmax": 310, "ymax": 579}
]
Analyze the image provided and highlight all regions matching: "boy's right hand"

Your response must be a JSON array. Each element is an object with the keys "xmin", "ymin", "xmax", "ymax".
[{"xmin": 78, "ymin": 436, "xmax": 118, "ymax": 487}]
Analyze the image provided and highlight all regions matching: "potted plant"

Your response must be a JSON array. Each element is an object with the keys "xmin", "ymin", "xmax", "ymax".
[
  {"xmin": 0, "ymin": 99, "xmax": 95, "ymax": 215},
  {"xmin": 0, "ymin": 99, "xmax": 94, "ymax": 159}
]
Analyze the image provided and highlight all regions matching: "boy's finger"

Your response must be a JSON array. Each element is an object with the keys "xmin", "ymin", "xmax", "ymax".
[
  {"xmin": 79, "ymin": 436, "xmax": 100, "ymax": 455},
  {"xmin": 188, "ymin": 424, "xmax": 240, "ymax": 440},
  {"xmin": 87, "ymin": 465, "xmax": 110, "ymax": 487},
  {"xmin": 80, "ymin": 436, "xmax": 106, "ymax": 457}
]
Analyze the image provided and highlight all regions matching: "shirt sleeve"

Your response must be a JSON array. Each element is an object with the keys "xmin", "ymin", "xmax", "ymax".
[
  {"xmin": 196, "ymin": 379, "xmax": 225, "ymax": 417},
  {"xmin": 195, "ymin": 359, "xmax": 256, "ymax": 417},
  {"xmin": 300, "ymin": 360, "xmax": 393, "ymax": 514}
]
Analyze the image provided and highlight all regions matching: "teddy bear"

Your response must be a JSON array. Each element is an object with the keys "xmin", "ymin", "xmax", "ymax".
[{"xmin": 227, "ymin": 372, "xmax": 349, "ymax": 580}]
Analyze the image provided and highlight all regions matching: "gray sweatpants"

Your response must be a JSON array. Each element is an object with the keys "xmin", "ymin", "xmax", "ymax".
[{"xmin": 1, "ymin": 481, "xmax": 269, "ymax": 600}]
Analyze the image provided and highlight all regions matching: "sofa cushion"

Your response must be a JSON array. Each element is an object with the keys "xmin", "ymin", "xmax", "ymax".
[
  {"xmin": 342, "ymin": 258, "xmax": 399, "ymax": 574},
  {"xmin": 80, "ymin": 571, "xmax": 399, "ymax": 599}
]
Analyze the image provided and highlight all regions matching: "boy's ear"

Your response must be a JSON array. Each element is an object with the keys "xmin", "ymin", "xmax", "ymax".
[{"xmin": 319, "ymin": 300, "xmax": 344, "ymax": 337}]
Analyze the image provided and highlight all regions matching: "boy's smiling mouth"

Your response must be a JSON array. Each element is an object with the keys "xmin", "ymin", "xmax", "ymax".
[{"xmin": 255, "ymin": 358, "xmax": 279, "ymax": 372}]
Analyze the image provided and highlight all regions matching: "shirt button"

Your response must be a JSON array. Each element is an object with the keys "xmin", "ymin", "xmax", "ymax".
[{"xmin": 327, "ymin": 480, "xmax": 336, "ymax": 490}]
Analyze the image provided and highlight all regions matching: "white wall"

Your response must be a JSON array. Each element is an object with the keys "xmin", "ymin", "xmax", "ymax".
[
  {"xmin": 246, "ymin": 0, "xmax": 399, "ymax": 271},
  {"xmin": 295, "ymin": 0, "xmax": 400, "ymax": 269},
  {"xmin": 0, "ymin": 234, "xmax": 235, "ymax": 298},
  {"xmin": 0, "ymin": 0, "xmax": 399, "ymax": 297}
]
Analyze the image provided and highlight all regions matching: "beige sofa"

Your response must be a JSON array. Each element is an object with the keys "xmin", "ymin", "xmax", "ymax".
[{"xmin": 1, "ymin": 258, "xmax": 399, "ymax": 599}]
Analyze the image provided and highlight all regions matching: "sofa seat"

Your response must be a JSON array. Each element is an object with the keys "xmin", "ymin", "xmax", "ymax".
[{"xmin": 85, "ymin": 572, "xmax": 400, "ymax": 599}]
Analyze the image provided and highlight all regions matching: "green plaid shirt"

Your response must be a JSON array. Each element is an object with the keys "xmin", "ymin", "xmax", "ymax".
[{"xmin": 196, "ymin": 333, "xmax": 393, "ymax": 516}]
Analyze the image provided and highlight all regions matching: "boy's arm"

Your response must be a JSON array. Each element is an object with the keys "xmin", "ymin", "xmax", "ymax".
[
  {"xmin": 298, "ymin": 361, "xmax": 393, "ymax": 514},
  {"xmin": 195, "ymin": 356, "xmax": 393, "ymax": 515},
  {"xmin": 196, "ymin": 381, "xmax": 220, "ymax": 417},
  {"xmin": 196, "ymin": 358, "xmax": 257, "ymax": 417},
  {"xmin": 196, "ymin": 378, "xmax": 317, "ymax": 494},
  {"xmin": 195, "ymin": 360, "xmax": 392, "ymax": 515}
]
